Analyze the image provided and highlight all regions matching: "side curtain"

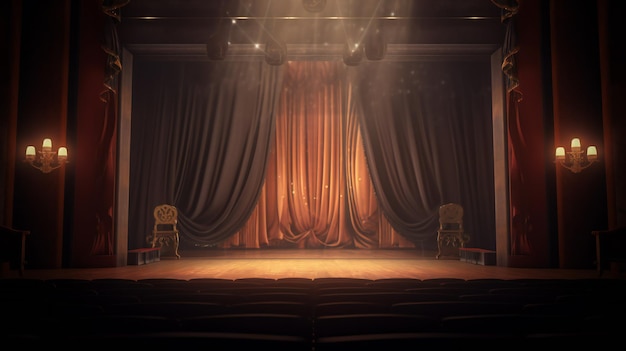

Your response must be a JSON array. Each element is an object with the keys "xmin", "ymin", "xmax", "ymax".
[
  {"xmin": 129, "ymin": 60, "xmax": 284, "ymax": 248},
  {"xmin": 350, "ymin": 60, "xmax": 496, "ymax": 250},
  {"xmin": 492, "ymin": 0, "xmax": 530, "ymax": 255}
]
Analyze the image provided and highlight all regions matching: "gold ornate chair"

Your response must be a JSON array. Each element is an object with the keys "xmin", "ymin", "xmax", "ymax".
[
  {"xmin": 151, "ymin": 204, "xmax": 181, "ymax": 259},
  {"xmin": 436, "ymin": 203, "xmax": 469, "ymax": 259}
]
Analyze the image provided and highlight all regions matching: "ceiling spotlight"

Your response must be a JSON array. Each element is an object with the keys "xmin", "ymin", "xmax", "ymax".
[
  {"xmin": 206, "ymin": 23, "xmax": 230, "ymax": 60},
  {"xmin": 302, "ymin": 0, "xmax": 326, "ymax": 13},
  {"xmin": 343, "ymin": 43, "xmax": 364, "ymax": 66},
  {"xmin": 207, "ymin": 37, "xmax": 228, "ymax": 60},
  {"xmin": 221, "ymin": 0, "xmax": 240, "ymax": 16},
  {"xmin": 265, "ymin": 39, "xmax": 287, "ymax": 66},
  {"xmin": 365, "ymin": 29, "xmax": 387, "ymax": 61}
]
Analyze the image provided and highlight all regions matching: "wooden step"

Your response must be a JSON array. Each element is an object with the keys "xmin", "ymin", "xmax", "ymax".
[
  {"xmin": 459, "ymin": 248, "xmax": 496, "ymax": 266},
  {"xmin": 128, "ymin": 248, "xmax": 161, "ymax": 265}
]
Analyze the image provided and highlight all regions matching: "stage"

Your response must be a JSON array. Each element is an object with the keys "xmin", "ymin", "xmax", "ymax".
[{"xmin": 11, "ymin": 249, "xmax": 611, "ymax": 281}]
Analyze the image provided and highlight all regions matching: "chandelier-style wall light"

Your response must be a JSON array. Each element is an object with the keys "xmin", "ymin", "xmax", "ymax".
[
  {"xmin": 25, "ymin": 138, "xmax": 68, "ymax": 173},
  {"xmin": 555, "ymin": 137, "xmax": 597, "ymax": 173}
]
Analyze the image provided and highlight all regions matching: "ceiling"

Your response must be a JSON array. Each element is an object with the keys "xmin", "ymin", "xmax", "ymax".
[{"xmin": 118, "ymin": 0, "xmax": 505, "ymax": 61}]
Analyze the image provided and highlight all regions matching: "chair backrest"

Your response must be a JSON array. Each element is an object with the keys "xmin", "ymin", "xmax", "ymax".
[
  {"xmin": 438, "ymin": 203, "xmax": 463, "ymax": 231},
  {"xmin": 153, "ymin": 204, "xmax": 178, "ymax": 232}
]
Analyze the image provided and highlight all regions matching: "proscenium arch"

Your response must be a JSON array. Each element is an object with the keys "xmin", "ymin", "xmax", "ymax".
[{"xmin": 115, "ymin": 43, "xmax": 508, "ymax": 265}]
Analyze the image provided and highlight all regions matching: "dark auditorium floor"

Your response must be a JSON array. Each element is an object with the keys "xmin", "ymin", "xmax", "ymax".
[{"xmin": 2, "ymin": 249, "xmax": 624, "ymax": 349}]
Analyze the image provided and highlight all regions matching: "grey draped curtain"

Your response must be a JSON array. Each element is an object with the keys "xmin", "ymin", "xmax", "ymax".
[
  {"xmin": 352, "ymin": 60, "xmax": 496, "ymax": 249},
  {"xmin": 129, "ymin": 60, "xmax": 284, "ymax": 248},
  {"xmin": 129, "ymin": 59, "xmax": 495, "ymax": 252}
]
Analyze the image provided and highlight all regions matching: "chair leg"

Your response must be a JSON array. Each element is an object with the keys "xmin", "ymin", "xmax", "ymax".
[
  {"xmin": 174, "ymin": 234, "xmax": 181, "ymax": 259},
  {"xmin": 436, "ymin": 236, "xmax": 442, "ymax": 259},
  {"xmin": 152, "ymin": 233, "xmax": 180, "ymax": 259}
]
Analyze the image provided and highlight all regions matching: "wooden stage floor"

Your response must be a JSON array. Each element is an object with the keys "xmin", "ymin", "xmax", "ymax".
[{"xmin": 12, "ymin": 249, "xmax": 618, "ymax": 281}]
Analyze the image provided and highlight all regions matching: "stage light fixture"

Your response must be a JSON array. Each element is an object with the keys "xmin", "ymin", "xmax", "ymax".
[
  {"xmin": 206, "ymin": 35, "xmax": 229, "ymax": 60},
  {"xmin": 302, "ymin": 0, "xmax": 326, "ymax": 12},
  {"xmin": 343, "ymin": 44, "xmax": 364, "ymax": 66},
  {"xmin": 265, "ymin": 39, "xmax": 287, "ymax": 66},
  {"xmin": 206, "ymin": 21, "xmax": 231, "ymax": 60},
  {"xmin": 365, "ymin": 28, "xmax": 387, "ymax": 61}
]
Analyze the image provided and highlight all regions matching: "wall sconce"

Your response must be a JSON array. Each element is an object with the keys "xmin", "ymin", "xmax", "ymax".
[
  {"xmin": 555, "ymin": 137, "xmax": 597, "ymax": 173},
  {"xmin": 25, "ymin": 138, "xmax": 68, "ymax": 173}
]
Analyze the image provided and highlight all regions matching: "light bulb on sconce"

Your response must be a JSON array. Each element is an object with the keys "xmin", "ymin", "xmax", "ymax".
[
  {"xmin": 25, "ymin": 138, "xmax": 68, "ymax": 173},
  {"xmin": 555, "ymin": 137, "xmax": 598, "ymax": 173}
]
